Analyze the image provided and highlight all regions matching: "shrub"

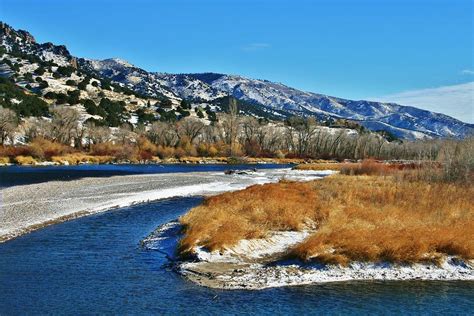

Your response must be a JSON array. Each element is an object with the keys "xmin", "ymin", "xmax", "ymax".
[
  {"xmin": 0, "ymin": 145, "xmax": 31, "ymax": 158},
  {"xmin": 34, "ymin": 66, "xmax": 45, "ymax": 76},
  {"xmin": 38, "ymin": 81, "xmax": 49, "ymax": 89},
  {"xmin": 55, "ymin": 66, "xmax": 75, "ymax": 77},
  {"xmin": 137, "ymin": 137, "xmax": 158, "ymax": 161},
  {"xmin": 274, "ymin": 150, "xmax": 285, "ymax": 159},
  {"xmin": 197, "ymin": 143, "xmax": 208, "ymax": 156},
  {"xmin": 208, "ymin": 145, "xmax": 218, "ymax": 157},
  {"xmin": 14, "ymin": 155, "xmax": 37, "ymax": 165},
  {"xmin": 0, "ymin": 77, "xmax": 49, "ymax": 116},
  {"xmin": 89, "ymin": 142, "xmax": 139, "ymax": 162},
  {"xmin": 52, "ymin": 153, "xmax": 114, "ymax": 165},
  {"xmin": 115, "ymin": 145, "xmax": 139, "ymax": 162},
  {"xmin": 340, "ymin": 159, "xmax": 395, "ymax": 176},
  {"xmin": 29, "ymin": 138, "xmax": 73, "ymax": 159},
  {"xmin": 90, "ymin": 142, "xmax": 122, "ymax": 156},
  {"xmin": 174, "ymin": 147, "xmax": 186, "ymax": 159},
  {"xmin": 156, "ymin": 145, "xmax": 175, "ymax": 159}
]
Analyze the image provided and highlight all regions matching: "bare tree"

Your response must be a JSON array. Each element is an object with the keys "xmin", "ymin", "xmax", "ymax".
[
  {"xmin": 51, "ymin": 106, "xmax": 80, "ymax": 145},
  {"xmin": 220, "ymin": 98, "xmax": 240, "ymax": 155},
  {"xmin": 148, "ymin": 121, "xmax": 179, "ymax": 147},
  {"xmin": 285, "ymin": 116, "xmax": 318, "ymax": 157},
  {"xmin": 114, "ymin": 123, "xmax": 134, "ymax": 145},
  {"xmin": 85, "ymin": 121, "xmax": 110, "ymax": 148},
  {"xmin": 177, "ymin": 117, "xmax": 205, "ymax": 143},
  {"xmin": 0, "ymin": 107, "xmax": 18, "ymax": 145},
  {"xmin": 24, "ymin": 118, "xmax": 53, "ymax": 142}
]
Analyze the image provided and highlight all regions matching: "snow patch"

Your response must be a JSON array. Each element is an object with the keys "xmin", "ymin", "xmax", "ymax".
[{"xmin": 194, "ymin": 230, "xmax": 311, "ymax": 263}]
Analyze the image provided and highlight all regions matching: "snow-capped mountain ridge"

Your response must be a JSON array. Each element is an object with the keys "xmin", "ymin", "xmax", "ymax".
[{"xmin": 1, "ymin": 21, "xmax": 472, "ymax": 139}]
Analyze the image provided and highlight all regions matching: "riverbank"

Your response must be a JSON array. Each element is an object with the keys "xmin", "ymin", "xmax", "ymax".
[
  {"xmin": 179, "ymin": 257, "xmax": 474, "ymax": 290},
  {"xmin": 0, "ymin": 154, "xmax": 327, "ymax": 167},
  {"xmin": 176, "ymin": 230, "xmax": 473, "ymax": 289},
  {"xmin": 144, "ymin": 219, "xmax": 473, "ymax": 290},
  {"xmin": 174, "ymin": 165, "xmax": 474, "ymax": 289},
  {"xmin": 0, "ymin": 167, "xmax": 330, "ymax": 243}
]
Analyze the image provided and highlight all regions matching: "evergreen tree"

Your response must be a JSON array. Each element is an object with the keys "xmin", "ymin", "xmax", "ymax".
[{"xmin": 160, "ymin": 98, "xmax": 173, "ymax": 109}]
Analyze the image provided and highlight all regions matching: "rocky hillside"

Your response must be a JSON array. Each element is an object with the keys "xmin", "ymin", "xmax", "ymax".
[
  {"xmin": 1, "ymin": 21, "xmax": 473, "ymax": 140},
  {"xmin": 86, "ymin": 58, "xmax": 473, "ymax": 139},
  {"xmin": 0, "ymin": 22, "xmax": 198, "ymax": 129}
]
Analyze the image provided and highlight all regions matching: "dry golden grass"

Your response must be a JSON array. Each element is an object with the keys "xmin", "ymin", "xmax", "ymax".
[
  {"xmin": 296, "ymin": 159, "xmax": 423, "ymax": 174},
  {"xmin": 295, "ymin": 162, "xmax": 353, "ymax": 171},
  {"xmin": 14, "ymin": 155, "xmax": 37, "ymax": 165},
  {"xmin": 179, "ymin": 174, "xmax": 474, "ymax": 265},
  {"xmin": 339, "ymin": 159, "xmax": 422, "ymax": 176},
  {"xmin": 246, "ymin": 157, "xmax": 312, "ymax": 164},
  {"xmin": 51, "ymin": 154, "xmax": 114, "ymax": 165},
  {"xmin": 179, "ymin": 180, "xmax": 328, "ymax": 255},
  {"xmin": 0, "ymin": 156, "xmax": 10, "ymax": 164},
  {"xmin": 292, "ymin": 176, "xmax": 473, "ymax": 265}
]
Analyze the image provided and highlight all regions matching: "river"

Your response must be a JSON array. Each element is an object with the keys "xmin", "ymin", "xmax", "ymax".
[{"xmin": 0, "ymin": 165, "xmax": 473, "ymax": 314}]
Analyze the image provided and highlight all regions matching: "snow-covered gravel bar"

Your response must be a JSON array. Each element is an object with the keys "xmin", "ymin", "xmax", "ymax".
[{"xmin": 0, "ymin": 168, "xmax": 332, "ymax": 242}]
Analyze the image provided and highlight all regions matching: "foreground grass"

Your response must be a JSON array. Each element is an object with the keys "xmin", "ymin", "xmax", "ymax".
[{"xmin": 179, "ymin": 172, "xmax": 473, "ymax": 265}]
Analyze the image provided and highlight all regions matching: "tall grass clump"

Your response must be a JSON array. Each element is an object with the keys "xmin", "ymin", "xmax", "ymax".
[
  {"xmin": 178, "ymin": 181, "xmax": 328, "ymax": 256},
  {"xmin": 291, "ymin": 176, "xmax": 473, "ymax": 265},
  {"xmin": 179, "ymin": 174, "xmax": 473, "ymax": 265}
]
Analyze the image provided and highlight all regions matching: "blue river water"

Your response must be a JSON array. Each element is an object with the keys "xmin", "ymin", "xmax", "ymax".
[
  {"xmin": 0, "ymin": 166, "xmax": 473, "ymax": 315},
  {"xmin": 0, "ymin": 163, "xmax": 293, "ymax": 188}
]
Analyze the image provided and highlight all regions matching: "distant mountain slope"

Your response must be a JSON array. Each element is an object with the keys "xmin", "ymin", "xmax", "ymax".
[
  {"xmin": 2, "ymin": 21, "xmax": 473, "ymax": 140},
  {"xmin": 83, "ymin": 58, "xmax": 473, "ymax": 140}
]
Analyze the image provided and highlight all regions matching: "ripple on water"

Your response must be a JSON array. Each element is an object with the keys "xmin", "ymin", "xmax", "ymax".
[{"xmin": 0, "ymin": 188, "xmax": 473, "ymax": 314}]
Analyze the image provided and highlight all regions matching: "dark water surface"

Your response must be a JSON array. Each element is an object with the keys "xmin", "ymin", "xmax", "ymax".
[
  {"xmin": 0, "ymin": 163, "xmax": 293, "ymax": 188},
  {"xmin": 1, "ymin": 197, "xmax": 473, "ymax": 315}
]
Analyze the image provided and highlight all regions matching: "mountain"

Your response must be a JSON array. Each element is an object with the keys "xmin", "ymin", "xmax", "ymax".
[
  {"xmin": 1, "ymin": 21, "xmax": 473, "ymax": 140},
  {"xmin": 0, "ymin": 22, "xmax": 168, "ymax": 129},
  {"xmin": 81, "ymin": 60, "xmax": 473, "ymax": 140}
]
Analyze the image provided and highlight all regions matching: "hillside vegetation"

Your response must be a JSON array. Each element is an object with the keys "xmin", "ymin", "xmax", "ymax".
[{"xmin": 1, "ymin": 22, "xmax": 473, "ymax": 166}]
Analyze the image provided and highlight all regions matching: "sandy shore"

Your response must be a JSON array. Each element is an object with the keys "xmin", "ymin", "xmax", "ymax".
[{"xmin": 0, "ymin": 168, "xmax": 330, "ymax": 242}]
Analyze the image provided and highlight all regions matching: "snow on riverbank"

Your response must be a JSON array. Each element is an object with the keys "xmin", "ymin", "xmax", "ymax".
[
  {"xmin": 143, "ymin": 221, "xmax": 473, "ymax": 290},
  {"xmin": 0, "ymin": 168, "xmax": 334, "ymax": 242},
  {"xmin": 178, "ymin": 230, "xmax": 474, "ymax": 290},
  {"xmin": 194, "ymin": 230, "xmax": 312, "ymax": 263},
  {"xmin": 180, "ymin": 256, "xmax": 473, "ymax": 290}
]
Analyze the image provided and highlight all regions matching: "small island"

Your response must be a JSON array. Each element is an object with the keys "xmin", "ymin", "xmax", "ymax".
[{"xmin": 171, "ymin": 158, "xmax": 473, "ymax": 289}]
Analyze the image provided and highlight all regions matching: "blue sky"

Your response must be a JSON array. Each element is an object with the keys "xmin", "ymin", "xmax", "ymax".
[{"xmin": 1, "ymin": 0, "xmax": 473, "ymax": 122}]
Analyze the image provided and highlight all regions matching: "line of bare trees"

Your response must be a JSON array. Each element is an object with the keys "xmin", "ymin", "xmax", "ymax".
[{"xmin": 1, "ymin": 105, "xmax": 472, "ymax": 163}]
